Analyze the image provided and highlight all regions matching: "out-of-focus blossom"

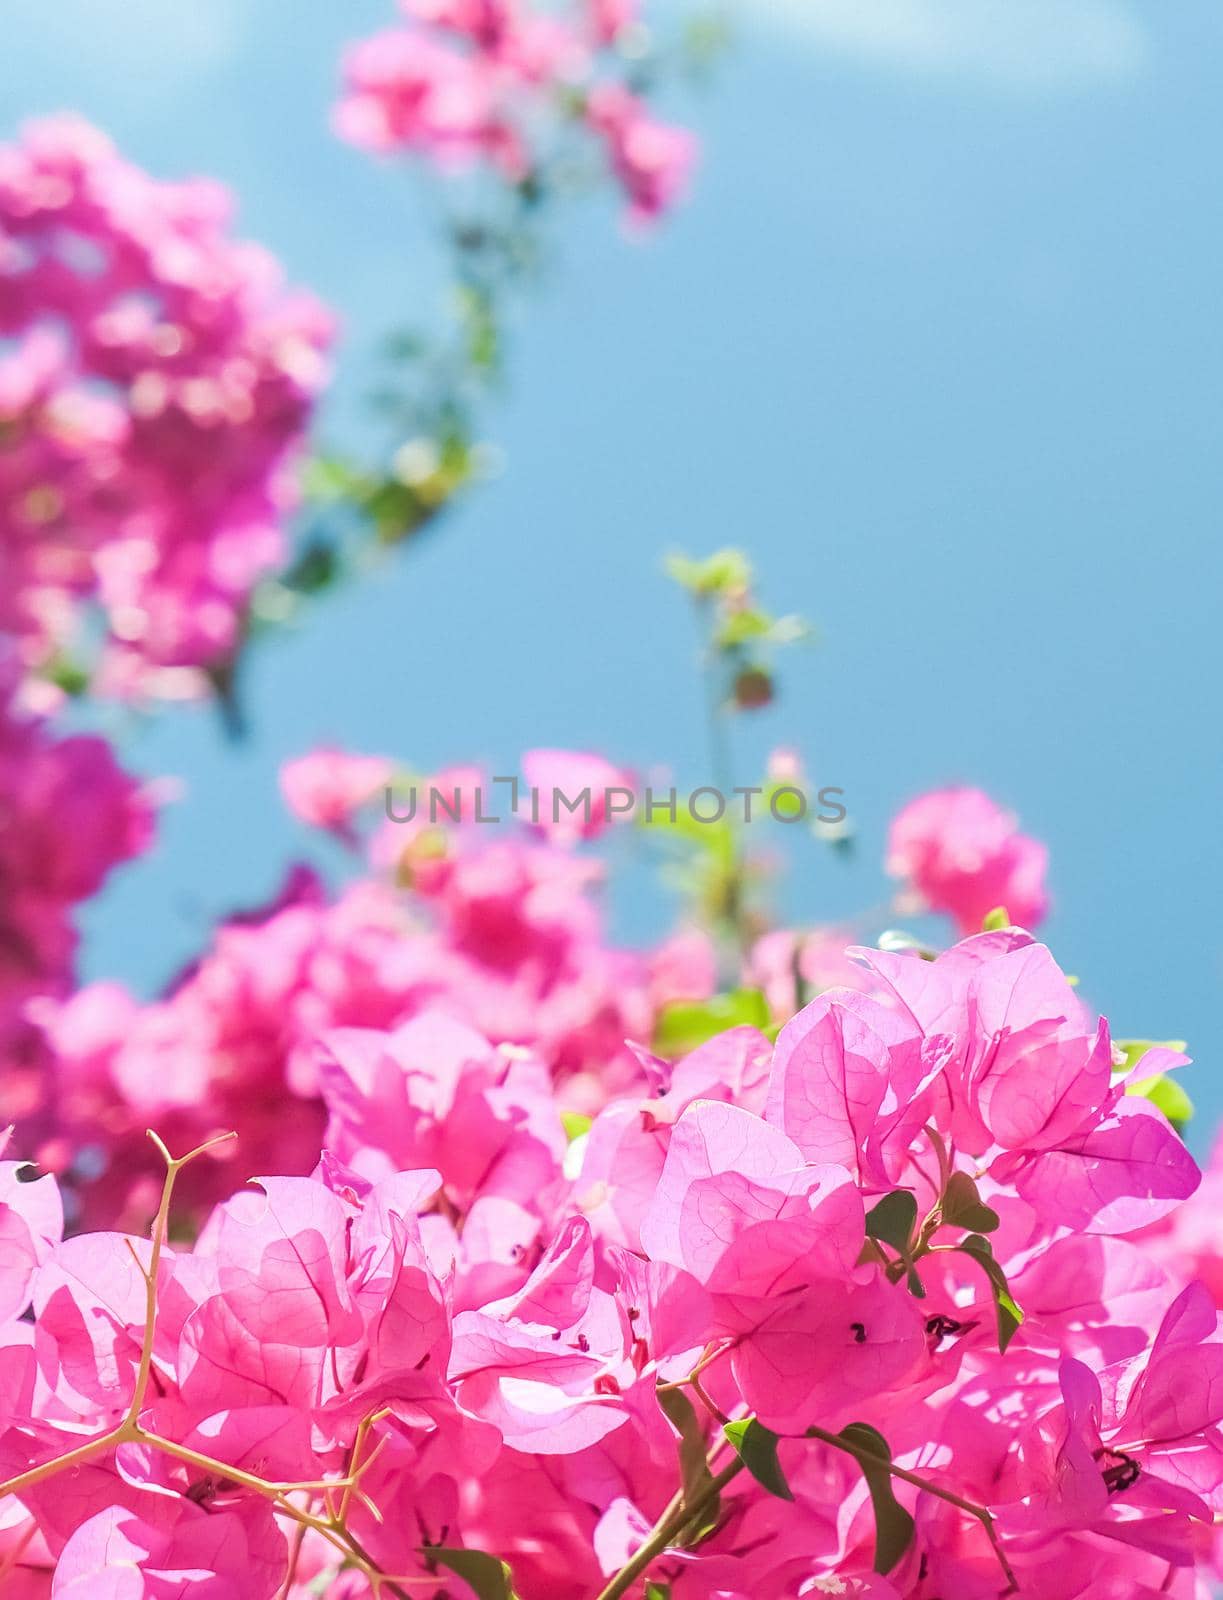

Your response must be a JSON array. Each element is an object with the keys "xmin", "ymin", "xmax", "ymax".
[
  {"xmin": 521, "ymin": 747, "xmax": 634, "ymax": 841},
  {"xmin": 1137, "ymin": 1127, "xmax": 1223, "ymax": 1306},
  {"xmin": 749, "ymin": 927, "xmax": 883, "ymax": 1020},
  {"xmin": 585, "ymin": 83, "xmax": 697, "ymax": 223},
  {"xmin": 335, "ymin": 0, "xmax": 697, "ymax": 222},
  {"xmin": 887, "ymin": 785, "xmax": 1050, "ymax": 934},
  {"xmin": 0, "ymin": 712, "xmax": 1216, "ymax": 1598},
  {"xmin": 280, "ymin": 747, "xmax": 393, "ymax": 839},
  {"xmin": 36, "ymin": 749, "xmax": 716, "ymax": 1224},
  {"xmin": 334, "ymin": 28, "xmax": 523, "ymax": 172},
  {"xmin": 0, "ymin": 115, "xmax": 332, "ymax": 697},
  {"xmin": 0, "ymin": 683, "xmax": 154, "ymax": 1141},
  {"xmin": 585, "ymin": 0, "xmax": 637, "ymax": 45}
]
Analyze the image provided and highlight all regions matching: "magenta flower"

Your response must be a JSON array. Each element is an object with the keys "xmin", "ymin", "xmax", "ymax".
[
  {"xmin": 280, "ymin": 747, "xmax": 393, "ymax": 839},
  {"xmin": 335, "ymin": 0, "xmax": 698, "ymax": 223},
  {"xmin": 0, "ymin": 116, "xmax": 331, "ymax": 697},
  {"xmin": 586, "ymin": 84, "xmax": 697, "ymax": 225},
  {"xmin": 887, "ymin": 785, "xmax": 1050, "ymax": 934}
]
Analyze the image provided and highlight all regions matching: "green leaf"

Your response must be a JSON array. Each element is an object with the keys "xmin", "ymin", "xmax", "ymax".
[
  {"xmin": 1112, "ymin": 1038, "xmax": 1188, "ymax": 1075},
  {"xmin": 665, "ymin": 548, "xmax": 752, "ymax": 597},
  {"xmin": 426, "ymin": 1547, "xmax": 519, "ymax": 1599},
  {"xmin": 657, "ymin": 1386, "xmax": 715, "ymax": 1509},
  {"xmin": 761, "ymin": 780, "xmax": 804, "ymax": 820},
  {"xmin": 639, "ymin": 803, "xmax": 735, "ymax": 856},
  {"xmin": 365, "ymin": 477, "xmax": 429, "ymax": 542},
  {"xmin": 722, "ymin": 1418, "xmax": 794, "ymax": 1501},
  {"xmin": 43, "ymin": 655, "xmax": 91, "ymax": 697},
  {"xmin": 980, "ymin": 906, "xmax": 1011, "ymax": 932},
  {"xmin": 281, "ymin": 540, "xmax": 340, "ymax": 597},
  {"xmin": 940, "ymin": 1171, "xmax": 1000, "ymax": 1235},
  {"xmin": 714, "ymin": 606, "xmax": 774, "ymax": 647},
  {"xmin": 957, "ymin": 1234, "xmax": 1024, "ymax": 1352},
  {"xmin": 644, "ymin": 1586, "xmax": 672, "ymax": 1600},
  {"xmin": 301, "ymin": 452, "xmax": 364, "ymax": 504},
  {"xmin": 832, "ymin": 1423, "xmax": 915, "ymax": 1575},
  {"xmin": 560, "ymin": 1110, "xmax": 592, "ymax": 1142},
  {"xmin": 1128, "ymin": 1072, "xmax": 1195, "ymax": 1128},
  {"xmin": 659, "ymin": 1387, "xmax": 724, "ymax": 1547},
  {"xmin": 865, "ymin": 1190, "xmax": 918, "ymax": 1255},
  {"xmin": 652, "ymin": 990, "xmax": 770, "ymax": 1057},
  {"xmin": 1113, "ymin": 1043, "xmax": 1194, "ymax": 1129}
]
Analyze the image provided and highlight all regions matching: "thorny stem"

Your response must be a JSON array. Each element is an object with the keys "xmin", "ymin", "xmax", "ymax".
[
  {"xmin": 0, "ymin": 1130, "xmax": 409, "ymax": 1599},
  {"xmin": 804, "ymin": 1425, "xmax": 1020, "ymax": 1595}
]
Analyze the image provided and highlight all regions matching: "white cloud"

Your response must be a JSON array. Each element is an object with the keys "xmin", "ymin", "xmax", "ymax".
[{"xmin": 749, "ymin": 0, "xmax": 1147, "ymax": 90}]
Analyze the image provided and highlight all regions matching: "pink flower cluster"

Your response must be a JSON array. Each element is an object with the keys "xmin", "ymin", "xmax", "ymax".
[
  {"xmin": 888, "ymin": 786, "xmax": 1050, "ymax": 936},
  {"xmin": 336, "ymin": 0, "xmax": 697, "ymax": 222},
  {"xmin": 0, "ymin": 116, "xmax": 332, "ymax": 697},
  {"xmin": 0, "ymin": 682, "xmax": 154, "ymax": 1144},
  {"xmin": 38, "ymin": 751, "xmax": 714, "ymax": 1229},
  {"xmin": 0, "ymin": 926, "xmax": 1213, "ymax": 1598}
]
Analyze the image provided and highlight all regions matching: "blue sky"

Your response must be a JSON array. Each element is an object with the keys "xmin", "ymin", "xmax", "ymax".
[{"xmin": 4, "ymin": 1, "xmax": 1220, "ymax": 1146}]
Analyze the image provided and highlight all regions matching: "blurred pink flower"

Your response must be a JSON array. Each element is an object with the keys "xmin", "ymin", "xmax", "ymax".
[
  {"xmin": 0, "ymin": 115, "xmax": 332, "ymax": 697},
  {"xmin": 586, "ymin": 83, "xmax": 697, "ymax": 223},
  {"xmin": 887, "ymin": 785, "xmax": 1049, "ymax": 934},
  {"xmin": 280, "ymin": 747, "xmax": 393, "ymax": 838}
]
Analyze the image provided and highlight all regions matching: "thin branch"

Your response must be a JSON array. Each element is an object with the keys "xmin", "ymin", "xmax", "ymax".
[
  {"xmin": 804, "ymin": 1425, "xmax": 1019, "ymax": 1594},
  {"xmin": 0, "ymin": 1129, "xmax": 410, "ymax": 1600},
  {"xmin": 594, "ymin": 1457, "xmax": 744, "ymax": 1600}
]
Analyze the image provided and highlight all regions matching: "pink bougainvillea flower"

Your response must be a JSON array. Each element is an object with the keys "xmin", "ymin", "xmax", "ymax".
[
  {"xmin": 337, "ymin": 2, "xmax": 697, "ymax": 222},
  {"xmin": 887, "ymin": 785, "xmax": 1050, "ymax": 933},
  {"xmin": 748, "ymin": 926, "xmax": 884, "ymax": 1020},
  {"xmin": 1138, "ymin": 1127, "xmax": 1223, "ymax": 1306},
  {"xmin": 319, "ymin": 1011, "xmax": 565, "ymax": 1205},
  {"xmin": 728, "ymin": 1267, "xmax": 929, "ymax": 1435},
  {"xmin": 0, "ymin": 1160, "xmax": 62, "ymax": 1323},
  {"xmin": 640, "ymin": 1099, "xmax": 865, "ymax": 1295},
  {"xmin": 0, "ymin": 116, "xmax": 331, "ymax": 697},
  {"xmin": 0, "ymin": 691, "xmax": 1215, "ymax": 1600},
  {"xmin": 520, "ymin": 747, "xmax": 634, "ymax": 841},
  {"xmin": 852, "ymin": 933, "xmax": 1199, "ymax": 1231},
  {"xmin": 334, "ymin": 27, "xmax": 523, "ymax": 173},
  {"xmin": 279, "ymin": 747, "xmax": 393, "ymax": 838},
  {"xmin": 52, "ymin": 1495, "xmax": 286, "ymax": 1600},
  {"xmin": 0, "ymin": 685, "xmax": 155, "ymax": 1150},
  {"xmin": 585, "ymin": 84, "xmax": 697, "ymax": 224},
  {"xmin": 764, "ymin": 988, "xmax": 943, "ymax": 1187}
]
